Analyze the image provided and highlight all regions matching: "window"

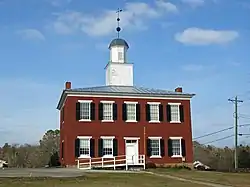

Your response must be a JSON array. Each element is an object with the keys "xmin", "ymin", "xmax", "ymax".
[
  {"xmin": 103, "ymin": 139, "xmax": 113, "ymax": 157},
  {"xmin": 118, "ymin": 51, "xmax": 123, "ymax": 61},
  {"xmin": 103, "ymin": 103, "xmax": 113, "ymax": 121},
  {"xmin": 79, "ymin": 139, "xmax": 90, "ymax": 157},
  {"xmin": 149, "ymin": 103, "xmax": 160, "ymax": 122},
  {"xmin": 170, "ymin": 104, "xmax": 180, "ymax": 122},
  {"xmin": 172, "ymin": 139, "xmax": 181, "ymax": 157},
  {"xmin": 126, "ymin": 102, "xmax": 136, "ymax": 121},
  {"xmin": 150, "ymin": 139, "xmax": 160, "ymax": 157},
  {"xmin": 80, "ymin": 102, "xmax": 91, "ymax": 120}
]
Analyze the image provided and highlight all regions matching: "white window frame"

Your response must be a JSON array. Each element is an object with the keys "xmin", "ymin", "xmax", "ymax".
[
  {"xmin": 101, "ymin": 136, "xmax": 115, "ymax": 158},
  {"xmin": 168, "ymin": 102, "xmax": 181, "ymax": 123},
  {"xmin": 169, "ymin": 137, "xmax": 182, "ymax": 158},
  {"xmin": 101, "ymin": 101, "xmax": 115, "ymax": 122},
  {"xmin": 77, "ymin": 136, "xmax": 92, "ymax": 159},
  {"xmin": 124, "ymin": 101, "xmax": 138, "ymax": 122},
  {"xmin": 78, "ymin": 100, "xmax": 92, "ymax": 122},
  {"xmin": 147, "ymin": 102, "xmax": 161, "ymax": 123},
  {"xmin": 118, "ymin": 51, "xmax": 124, "ymax": 61},
  {"xmin": 148, "ymin": 137, "xmax": 162, "ymax": 158}
]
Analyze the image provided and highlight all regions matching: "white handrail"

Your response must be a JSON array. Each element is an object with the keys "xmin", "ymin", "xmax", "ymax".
[{"xmin": 77, "ymin": 154, "xmax": 145, "ymax": 170}]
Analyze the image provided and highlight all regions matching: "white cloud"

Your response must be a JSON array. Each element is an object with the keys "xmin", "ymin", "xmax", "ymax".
[
  {"xmin": 51, "ymin": 1, "xmax": 178, "ymax": 36},
  {"xmin": 17, "ymin": 29, "xmax": 45, "ymax": 41},
  {"xmin": 181, "ymin": 0, "xmax": 205, "ymax": 7},
  {"xmin": 175, "ymin": 28, "xmax": 239, "ymax": 45}
]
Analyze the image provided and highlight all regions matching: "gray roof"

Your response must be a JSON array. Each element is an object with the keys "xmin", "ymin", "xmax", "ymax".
[
  {"xmin": 109, "ymin": 38, "xmax": 129, "ymax": 49},
  {"xmin": 56, "ymin": 85, "xmax": 195, "ymax": 110}
]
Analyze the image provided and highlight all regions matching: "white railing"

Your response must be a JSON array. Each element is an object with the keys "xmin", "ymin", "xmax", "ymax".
[{"xmin": 77, "ymin": 155, "xmax": 145, "ymax": 170}]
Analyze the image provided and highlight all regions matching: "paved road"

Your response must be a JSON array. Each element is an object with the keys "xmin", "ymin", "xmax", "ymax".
[{"xmin": 0, "ymin": 168, "xmax": 85, "ymax": 178}]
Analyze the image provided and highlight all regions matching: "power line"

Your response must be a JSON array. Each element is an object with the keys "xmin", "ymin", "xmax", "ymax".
[
  {"xmin": 193, "ymin": 126, "xmax": 233, "ymax": 140},
  {"xmin": 193, "ymin": 123, "xmax": 250, "ymax": 141},
  {"xmin": 201, "ymin": 134, "xmax": 234, "ymax": 145}
]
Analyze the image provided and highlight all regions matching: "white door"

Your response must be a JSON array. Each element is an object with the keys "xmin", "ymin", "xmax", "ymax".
[{"xmin": 125, "ymin": 140, "xmax": 138, "ymax": 165}]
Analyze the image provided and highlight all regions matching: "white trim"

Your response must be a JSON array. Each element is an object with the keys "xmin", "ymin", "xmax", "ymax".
[
  {"xmin": 68, "ymin": 94, "xmax": 192, "ymax": 100},
  {"xmin": 147, "ymin": 102, "xmax": 161, "ymax": 105},
  {"xmin": 170, "ymin": 137, "xmax": 183, "ymax": 158},
  {"xmin": 102, "ymin": 155, "xmax": 114, "ymax": 158},
  {"xmin": 79, "ymin": 119, "xmax": 91, "ymax": 122},
  {"xmin": 171, "ymin": 155, "xmax": 183, "ymax": 158},
  {"xmin": 170, "ymin": 121, "xmax": 181, "ymax": 124},
  {"xmin": 150, "ymin": 155, "xmax": 162, "ymax": 159},
  {"xmin": 101, "ymin": 120, "xmax": 114, "ymax": 122},
  {"xmin": 168, "ymin": 102, "xmax": 181, "ymax": 105},
  {"xmin": 78, "ymin": 155, "xmax": 91, "ymax": 159},
  {"xmin": 77, "ymin": 136, "xmax": 92, "ymax": 139},
  {"xmin": 169, "ymin": 137, "xmax": 183, "ymax": 139},
  {"xmin": 101, "ymin": 136, "xmax": 115, "ymax": 139},
  {"xmin": 100, "ymin": 100, "xmax": 115, "ymax": 103},
  {"xmin": 126, "ymin": 120, "xmax": 137, "ymax": 123},
  {"xmin": 149, "ymin": 120, "xmax": 160, "ymax": 123},
  {"xmin": 124, "ymin": 137, "xmax": 140, "ymax": 140},
  {"xmin": 62, "ymin": 140, "xmax": 64, "ymax": 142},
  {"xmin": 148, "ymin": 136, "xmax": 162, "ymax": 139},
  {"xmin": 78, "ymin": 100, "xmax": 93, "ymax": 103},
  {"xmin": 124, "ymin": 101, "xmax": 138, "ymax": 104}
]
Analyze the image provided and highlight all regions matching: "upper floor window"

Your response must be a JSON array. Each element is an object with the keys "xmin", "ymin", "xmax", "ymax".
[
  {"xmin": 167, "ymin": 103, "xmax": 184, "ymax": 123},
  {"xmin": 146, "ymin": 102, "xmax": 163, "ymax": 122},
  {"xmin": 123, "ymin": 101, "xmax": 140, "ymax": 122},
  {"xmin": 99, "ymin": 101, "xmax": 117, "ymax": 122},
  {"xmin": 76, "ymin": 100, "xmax": 95, "ymax": 121}
]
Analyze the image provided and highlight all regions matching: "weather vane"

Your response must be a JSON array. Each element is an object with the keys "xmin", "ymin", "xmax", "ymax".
[{"xmin": 116, "ymin": 8, "xmax": 122, "ymax": 38}]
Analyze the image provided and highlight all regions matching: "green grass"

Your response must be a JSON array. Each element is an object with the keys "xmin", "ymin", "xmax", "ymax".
[
  {"xmin": 153, "ymin": 168, "xmax": 250, "ymax": 187},
  {"xmin": 0, "ymin": 173, "xmax": 209, "ymax": 187}
]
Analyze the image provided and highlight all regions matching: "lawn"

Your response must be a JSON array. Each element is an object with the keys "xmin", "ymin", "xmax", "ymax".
[
  {"xmin": 0, "ymin": 172, "xmax": 209, "ymax": 187},
  {"xmin": 153, "ymin": 168, "xmax": 250, "ymax": 187}
]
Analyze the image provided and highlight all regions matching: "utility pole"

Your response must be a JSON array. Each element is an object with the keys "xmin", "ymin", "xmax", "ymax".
[{"xmin": 228, "ymin": 96, "xmax": 243, "ymax": 170}]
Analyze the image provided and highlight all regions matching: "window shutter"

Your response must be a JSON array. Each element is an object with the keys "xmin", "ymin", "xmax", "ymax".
[
  {"xmin": 179, "ymin": 105, "xmax": 184, "ymax": 122},
  {"xmin": 181, "ymin": 139, "xmax": 186, "ymax": 157},
  {"xmin": 136, "ymin": 104, "xmax": 140, "ymax": 121},
  {"xmin": 166, "ymin": 105, "xmax": 171, "ymax": 122},
  {"xmin": 160, "ymin": 139, "xmax": 165, "ymax": 157},
  {"xmin": 98, "ymin": 103, "xmax": 103, "ymax": 120},
  {"xmin": 75, "ymin": 138, "xmax": 80, "ymax": 158},
  {"xmin": 168, "ymin": 139, "xmax": 173, "ymax": 157},
  {"xmin": 76, "ymin": 102, "xmax": 80, "ymax": 120},
  {"xmin": 98, "ymin": 139, "xmax": 103, "ymax": 157},
  {"xmin": 113, "ymin": 139, "xmax": 118, "ymax": 156},
  {"xmin": 159, "ymin": 104, "xmax": 163, "ymax": 121},
  {"xmin": 90, "ymin": 139, "xmax": 95, "ymax": 157},
  {"xmin": 91, "ymin": 103, "xmax": 95, "ymax": 120},
  {"xmin": 146, "ymin": 104, "xmax": 150, "ymax": 121},
  {"xmin": 122, "ymin": 103, "xmax": 127, "ymax": 121},
  {"xmin": 147, "ymin": 139, "xmax": 151, "ymax": 157},
  {"xmin": 113, "ymin": 103, "xmax": 118, "ymax": 120}
]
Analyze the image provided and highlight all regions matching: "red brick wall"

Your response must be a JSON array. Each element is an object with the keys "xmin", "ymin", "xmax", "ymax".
[{"xmin": 59, "ymin": 95, "xmax": 193, "ymax": 166}]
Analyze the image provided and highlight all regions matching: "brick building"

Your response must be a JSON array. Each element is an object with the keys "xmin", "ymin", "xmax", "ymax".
[{"xmin": 57, "ymin": 35, "xmax": 195, "ymax": 169}]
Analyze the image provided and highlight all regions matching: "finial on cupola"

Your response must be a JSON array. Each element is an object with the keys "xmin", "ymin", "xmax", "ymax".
[{"xmin": 116, "ymin": 8, "xmax": 122, "ymax": 38}]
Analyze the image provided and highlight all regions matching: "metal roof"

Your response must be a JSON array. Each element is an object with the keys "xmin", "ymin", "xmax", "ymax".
[
  {"xmin": 70, "ymin": 85, "xmax": 189, "ymax": 95},
  {"xmin": 56, "ymin": 85, "xmax": 195, "ymax": 110},
  {"xmin": 108, "ymin": 38, "xmax": 129, "ymax": 49}
]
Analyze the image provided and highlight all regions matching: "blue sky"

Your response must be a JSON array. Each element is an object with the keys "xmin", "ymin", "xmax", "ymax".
[{"xmin": 0, "ymin": 0, "xmax": 250, "ymax": 147}]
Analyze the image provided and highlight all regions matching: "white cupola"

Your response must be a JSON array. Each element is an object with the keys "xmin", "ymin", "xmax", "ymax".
[
  {"xmin": 104, "ymin": 9, "xmax": 134, "ymax": 87},
  {"xmin": 105, "ymin": 38, "xmax": 134, "ymax": 86}
]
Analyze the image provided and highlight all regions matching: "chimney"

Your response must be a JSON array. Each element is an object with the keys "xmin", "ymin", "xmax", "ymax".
[
  {"xmin": 175, "ymin": 87, "xmax": 182, "ymax": 93},
  {"xmin": 65, "ymin": 81, "xmax": 71, "ymax": 89}
]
